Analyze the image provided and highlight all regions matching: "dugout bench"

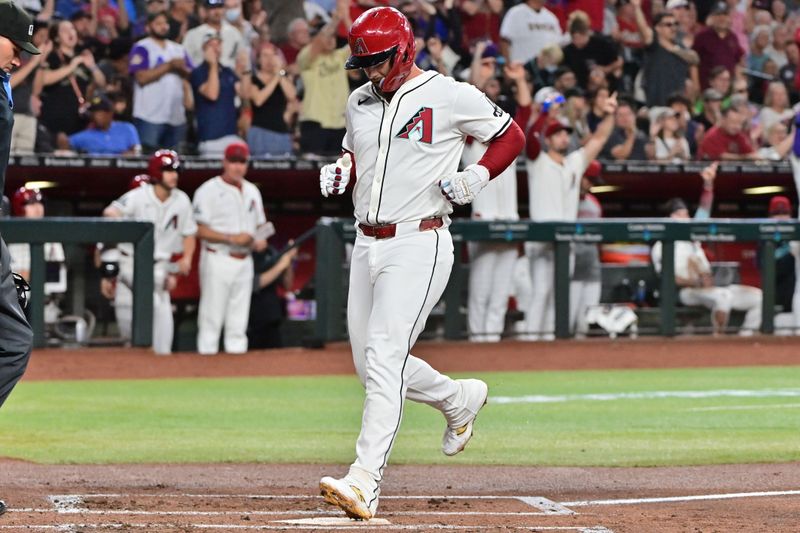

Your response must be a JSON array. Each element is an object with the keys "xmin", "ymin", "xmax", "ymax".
[{"xmin": 314, "ymin": 218, "xmax": 798, "ymax": 342}]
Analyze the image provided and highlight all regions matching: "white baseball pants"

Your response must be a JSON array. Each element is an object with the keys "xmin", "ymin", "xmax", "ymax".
[
  {"xmin": 569, "ymin": 280, "xmax": 601, "ymax": 336},
  {"xmin": 467, "ymin": 242, "xmax": 517, "ymax": 342},
  {"xmin": 347, "ymin": 225, "xmax": 462, "ymax": 485},
  {"xmin": 117, "ymin": 258, "xmax": 174, "ymax": 354},
  {"xmin": 524, "ymin": 242, "xmax": 555, "ymax": 338},
  {"xmin": 197, "ymin": 250, "xmax": 253, "ymax": 354},
  {"xmin": 679, "ymin": 284, "xmax": 762, "ymax": 332}
]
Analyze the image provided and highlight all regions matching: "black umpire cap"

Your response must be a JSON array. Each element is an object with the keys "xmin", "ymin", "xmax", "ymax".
[{"xmin": 0, "ymin": 0, "xmax": 41, "ymax": 55}]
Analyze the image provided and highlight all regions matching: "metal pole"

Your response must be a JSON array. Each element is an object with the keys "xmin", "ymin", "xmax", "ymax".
[
  {"xmin": 554, "ymin": 241, "xmax": 571, "ymax": 339},
  {"xmin": 659, "ymin": 241, "xmax": 676, "ymax": 336},
  {"xmin": 131, "ymin": 225, "xmax": 154, "ymax": 347},
  {"xmin": 29, "ymin": 242, "xmax": 46, "ymax": 348},
  {"xmin": 760, "ymin": 240, "xmax": 776, "ymax": 334}
]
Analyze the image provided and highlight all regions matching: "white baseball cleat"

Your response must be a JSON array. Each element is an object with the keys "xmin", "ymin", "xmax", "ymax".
[
  {"xmin": 442, "ymin": 379, "xmax": 489, "ymax": 456},
  {"xmin": 319, "ymin": 475, "xmax": 378, "ymax": 520}
]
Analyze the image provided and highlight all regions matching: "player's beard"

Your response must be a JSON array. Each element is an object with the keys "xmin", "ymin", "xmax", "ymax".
[{"xmin": 152, "ymin": 29, "xmax": 170, "ymax": 41}]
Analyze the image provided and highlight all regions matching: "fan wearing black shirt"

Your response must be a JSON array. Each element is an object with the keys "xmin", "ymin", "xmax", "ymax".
[
  {"xmin": 561, "ymin": 14, "xmax": 622, "ymax": 91},
  {"xmin": 246, "ymin": 42, "xmax": 297, "ymax": 157}
]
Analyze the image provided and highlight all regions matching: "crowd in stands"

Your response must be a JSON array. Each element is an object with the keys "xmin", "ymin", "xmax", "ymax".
[{"xmin": 6, "ymin": 0, "xmax": 800, "ymax": 160}]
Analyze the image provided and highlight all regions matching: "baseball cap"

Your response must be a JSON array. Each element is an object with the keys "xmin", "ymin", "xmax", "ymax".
[
  {"xmin": 201, "ymin": 31, "xmax": 222, "ymax": 47},
  {"xmin": 583, "ymin": 160, "xmax": 604, "ymax": 184},
  {"xmin": 768, "ymin": 196, "xmax": 792, "ymax": 216},
  {"xmin": 88, "ymin": 94, "xmax": 113, "ymax": 112},
  {"xmin": 0, "ymin": 0, "xmax": 41, "ymax": 55},
  {"xmin": 205, "ymin": 0, "xmax": 224, "ymax": 7},
  {"xmin": 703, "ymin": 88, "xmax": 724, "ymax": 101},
  {"xmin": 710, "ymin": 1, "xmax": 730, "ymax": 15},
  {"xmin": 544, "ymin": 120, "xmax": 573, "ymax": 138},
  {"xmin": 224, "ymin": 141, "xmax": 250, "ymax": 162},
  {"xmin": 665, "ymin": 0, "xmax": 689, "ymax": 8}
]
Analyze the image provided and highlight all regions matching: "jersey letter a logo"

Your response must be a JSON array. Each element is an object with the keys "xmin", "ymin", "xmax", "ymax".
[{"xmin": 396, "ymin": 107, "xmax": 433, "ymax": 144}]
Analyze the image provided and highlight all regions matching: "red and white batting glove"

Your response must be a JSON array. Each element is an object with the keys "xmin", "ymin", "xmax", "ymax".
[
  {"xmin": 320, "ymin": 153, "xmax": 352, "ymax": 198},
  {"xmin": 439, "ymin": 164, "xmax": 490, "ymax": 205}
]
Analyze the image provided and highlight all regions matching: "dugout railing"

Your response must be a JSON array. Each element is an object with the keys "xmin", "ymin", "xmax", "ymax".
[
  {"xmin": 314, "ymin": 218, "xmax": 800, "ymax": 341},
  {"xmin": 0, "ymin": 219, "xmax": 154, "ymax": 348}
]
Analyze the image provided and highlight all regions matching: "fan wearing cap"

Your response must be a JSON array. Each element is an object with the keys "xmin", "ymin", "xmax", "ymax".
[
  {"xmin": 651, "ymin": 162, "xmax": 763, "ymax": 335},
  {"xmin": 57, "ymin": 94, "xmax": 141, "ymax": 155},
  {"xmin": 192, "ymin": 141, "xmax": 267, "ymax": 355},
  {"xmin": 521, "ymin": 91, "xmax": 618, "ymax": 341},
  {"xmin": 189, "ymin": 30, "xmax": 250, "ymax": 156},
  {"xmin": 692, "ymin": 1, "xmax": 743, "ymax": 90},
  {"xmin": 104, "ymin": 150, "xmax": 197, "ymax": 354},
  {"xmin": 183, "ymin": 0, "xmax": 250, "ymax": 71},
  {"xmin": 0, "ymin": 4, "xmax": 39, "ymax": 515}
]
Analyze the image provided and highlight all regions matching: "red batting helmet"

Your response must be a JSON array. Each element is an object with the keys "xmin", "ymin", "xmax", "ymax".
[
  {"xmin": 128, "ymin": 174, "xmax": 151, "ymax": 191},
  {"xmin": 147, "ymin": 149, "xmax": 181, "ymax": 182},
  {"xmin": 12, "ymin": 186, "xmax": 43, "ymax": 216},
  {"xmin": 345, "ymin": 7, "xmax": 416, "ymax": 92}
]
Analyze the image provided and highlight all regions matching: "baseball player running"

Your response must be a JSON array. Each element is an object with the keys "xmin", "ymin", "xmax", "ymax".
[
  {"xmin": 318, "ymin": 7, "xmax": 525, "ymax": 520},
  {"xmin": 104, "ymin": 150, "xmax": 197, "ymax": 354},
  {"xmin": 521, "ymin": 93, "xmax": 619, "ymax": 340},
  {"xmin": 0, "ymin": 0, "xmax": 40, "ymax": 516}
]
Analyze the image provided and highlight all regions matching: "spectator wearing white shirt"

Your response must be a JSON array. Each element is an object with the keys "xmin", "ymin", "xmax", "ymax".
[
  {"xmin": 129, "ymin": 11, "xmax": 193, "ymax": 152},
  {"xmin": 184, "ymin": 0, "xmax": 250, "ymax": 71},
  {"xmin": 499, "ymin": 0, "xmax": 563, "ymax": 65}
]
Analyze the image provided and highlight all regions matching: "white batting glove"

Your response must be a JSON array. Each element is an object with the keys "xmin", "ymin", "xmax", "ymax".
[
  {"xmin": 439, "ymin": 164, "xmax": 490, "ymax": 205},
  {"xmin": 320, "ymin": 153, "xmax": 352, "ymax": 198}
]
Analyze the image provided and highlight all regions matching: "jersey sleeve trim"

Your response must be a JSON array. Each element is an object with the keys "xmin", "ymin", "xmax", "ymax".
[{"xmin": 487, "ymin": 114, "xmax": 512, "ymax": 142}]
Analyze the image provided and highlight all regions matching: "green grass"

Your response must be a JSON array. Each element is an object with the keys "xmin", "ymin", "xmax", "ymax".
[{"xmin": 1, "ymin": 366, "xmax": 799, "ymax": 466}]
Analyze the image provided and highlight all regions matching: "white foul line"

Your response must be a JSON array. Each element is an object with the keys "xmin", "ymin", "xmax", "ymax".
[
  {"xmin": 561, "ymin": 489, "xmax": 800, "ymax": 507},
  {"xmin": 490, "ymin": 388, "xmax": 800, "ymax": 404},
  {"xmin": 687, "ymin": 403, "xmax": 800, "ymax": 412},
  {"xmin": 8, "ymin": 508, "xmax": 556, "ymax": 517},
  {"xmin": 0, "ymin": 526, "xmax": 610, "ymax": 532},
  {"xmin": 517, "ymin": 497, "xmax": 575, "ymax": 515}
]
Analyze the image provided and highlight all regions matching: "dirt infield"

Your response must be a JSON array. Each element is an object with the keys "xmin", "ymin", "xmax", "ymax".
[{"xmin": 2, "ymin": 337, "xmax": 800, "ymax": 532}]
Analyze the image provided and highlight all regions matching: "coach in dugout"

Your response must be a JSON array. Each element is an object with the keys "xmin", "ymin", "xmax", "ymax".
[{"xmin": 0, "ymin": 0, "xmax": 40, "ymax": 516}]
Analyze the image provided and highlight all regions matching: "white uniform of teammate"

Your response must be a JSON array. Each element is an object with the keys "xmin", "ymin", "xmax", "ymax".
[
  {"xmin": 193, "ymin": 172, "xmax": 266, "ymax": 354},
  {"xmin": 524, "ymin": 146, "xmax": 586, "ymax": 339},
  {"xmin": 108, "ymin": 183, "xmax": 197, "ymax": 354},
  {"xmin": 317, "ymin": 6, "xmax": 525, "ymax": 521},
  {"xmin": 461, "ymin": 140, "xmax": 518, "ymax": 342}
]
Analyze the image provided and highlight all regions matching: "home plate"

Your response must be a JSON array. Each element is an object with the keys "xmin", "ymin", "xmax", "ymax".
[{"xmin": 277, "ymin": 517, "xmax": 392, "ymax": 526}]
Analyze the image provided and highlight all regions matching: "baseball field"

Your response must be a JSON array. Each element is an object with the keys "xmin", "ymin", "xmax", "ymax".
[{"xmin": 1, "ymin": 337, "xmax": 799, "ymax": 532}]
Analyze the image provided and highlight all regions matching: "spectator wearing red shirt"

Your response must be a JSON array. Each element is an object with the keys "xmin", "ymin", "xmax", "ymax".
[
  {"xmin": 692, "ymin": 1, "xmax": 743, "ymax": 89},
  {"xmin": 697, "ymin": 106, "xmax": 758, "ymax": 160},
  {"xmin": 460, "ymin": 0, "xmax": 503, "ymax": 51}
]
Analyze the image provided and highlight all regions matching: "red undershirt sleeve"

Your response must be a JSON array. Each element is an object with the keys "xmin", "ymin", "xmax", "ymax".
[{"xmin": 477, "ymin": 121, "xmax": 525, "ymax": 180}]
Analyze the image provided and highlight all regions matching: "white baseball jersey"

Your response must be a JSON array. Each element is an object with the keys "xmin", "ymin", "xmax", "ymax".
[
  {"xmin": 342, "ymin": 71, "xmax": 513, "ymax": 225},
  {"xmin": 192, "ymin": 176, "xmax": 266, "ymax": 254},
  {"xmin": 651, "ymin": 240, "xmax": 711, "ymax": 280},
  {"xmin": 499, "ymin": 3, "xmax": 564, "ymax": 64},
  {"xmin": 110, "ymin": 184, "xmax": 197, "ymax": 260},
  {"xmin": 527, "ymin": 148, "xmax": 587, "ymax": 221},
  {"xmin": 461, "ymin": 139, "xmax": 518, "ymax": 221},
  {"xmin": 129, "ymin": 38, "xmax": 192, "ymax": 126}
]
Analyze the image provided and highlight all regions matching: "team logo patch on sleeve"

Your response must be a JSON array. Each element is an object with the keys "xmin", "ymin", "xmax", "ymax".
[{"xmin": 396, "ymin": 107, "xmax": 433, "ymax": 144}]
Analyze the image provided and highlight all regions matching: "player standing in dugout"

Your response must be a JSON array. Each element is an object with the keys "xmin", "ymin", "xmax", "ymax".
[
  {"xmin": 317, "ymin": 6, "xmax": 525, "ymax": 520},
  {"xmin": 0, "ymin": 0, "xmax": 40, "ymax": 516}
]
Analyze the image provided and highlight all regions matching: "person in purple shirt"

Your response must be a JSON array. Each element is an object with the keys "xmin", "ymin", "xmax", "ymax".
[{"xmin": 61, "ymin": 94, "xmax": 141, "ymax": 155}]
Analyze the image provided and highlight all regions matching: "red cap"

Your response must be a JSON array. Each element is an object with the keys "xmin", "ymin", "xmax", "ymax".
[
  {"xmin": 768, "ymin": 196, "xmax": 792, "ymax": 216},
  {"xmin": 224, "ymin": 141, "xmax": 250, "ymax": 162},
  {"xmin": 544, "ymin": 120, "xmax": 573, "ymax": 138}
]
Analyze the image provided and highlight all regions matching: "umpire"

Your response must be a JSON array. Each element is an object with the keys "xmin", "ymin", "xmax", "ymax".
[{"xmin": 0, "ymin": 0, "xmax": 39, "ymax": 517}]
